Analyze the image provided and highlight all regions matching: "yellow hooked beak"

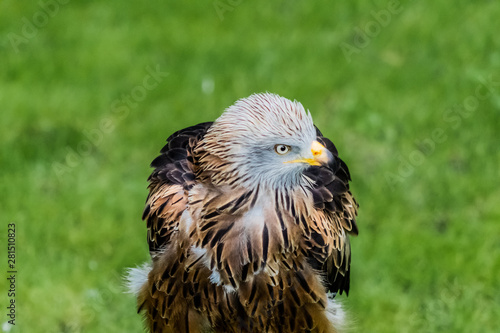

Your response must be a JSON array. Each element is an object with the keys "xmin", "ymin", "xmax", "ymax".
[{"xmin": 284, "ymin": 141, "xmax": 332, "ymax": 166}]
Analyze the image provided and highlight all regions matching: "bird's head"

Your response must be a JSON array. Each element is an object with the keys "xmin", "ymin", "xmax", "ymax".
[{"xmin": 198, "ymin": 93, "xmax": 335, "ymax": 190}]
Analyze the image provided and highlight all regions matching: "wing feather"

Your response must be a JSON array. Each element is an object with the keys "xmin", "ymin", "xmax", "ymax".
[
  {"xmin": 301, "ymin": 128, "xmax": 359, "ymax": 296},
  {"xmin": 143, "ymin": 122, "xmax": 212, "ymax": 255}
]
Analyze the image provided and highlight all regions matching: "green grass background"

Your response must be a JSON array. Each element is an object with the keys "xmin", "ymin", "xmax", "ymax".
[{"xmin": 1, "ymin": 0, "xmax": 499, "ymax": 332}]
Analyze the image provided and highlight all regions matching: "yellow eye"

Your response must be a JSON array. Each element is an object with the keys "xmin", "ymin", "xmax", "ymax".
[{"xmin": 274, "ymin": 144, "xmax": 291, "ymax": 155}]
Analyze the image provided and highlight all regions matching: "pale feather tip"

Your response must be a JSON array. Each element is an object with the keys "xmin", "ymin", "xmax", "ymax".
[
  {"xmin": 124, "ymin": 262, "xmax": 151, "ymax": 296},
  {"xmin": 326, "ymin": 294, "xmax": 350, "ymax": 333}
]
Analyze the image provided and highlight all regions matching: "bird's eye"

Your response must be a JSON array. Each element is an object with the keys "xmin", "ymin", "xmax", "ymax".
[{"xmin": 274, "ymin": 144, "xmax": 291, "ymax": 155}]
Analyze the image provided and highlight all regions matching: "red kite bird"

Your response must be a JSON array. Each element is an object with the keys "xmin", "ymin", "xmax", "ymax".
[{"xmin": 128, "ymin": 93, "xmax": 358, "ymax": 333}]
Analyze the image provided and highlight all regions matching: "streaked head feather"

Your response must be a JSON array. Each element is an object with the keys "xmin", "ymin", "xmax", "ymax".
[{"xmin": 198, "ymin": 93, "xmax": 318, "ymax": 189}]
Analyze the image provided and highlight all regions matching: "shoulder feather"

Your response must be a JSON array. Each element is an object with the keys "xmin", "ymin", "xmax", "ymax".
[{"xmin": 143, "ymin": 122, "xmax": 212, "ymax": 255}]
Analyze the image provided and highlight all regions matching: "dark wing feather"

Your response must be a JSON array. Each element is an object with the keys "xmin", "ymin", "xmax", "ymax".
[
  {"xmin": 304, "ymin": 127, "xmax": 359, "ymax": 296},
  {"xmin": 143, "ymin": 122, "xmax": 213, "ymax": 254}
]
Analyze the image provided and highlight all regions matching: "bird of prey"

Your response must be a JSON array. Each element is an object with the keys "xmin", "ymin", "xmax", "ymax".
[{"xmin": 128, "ymin": 93, "xmax": 358, "ymax": 333}]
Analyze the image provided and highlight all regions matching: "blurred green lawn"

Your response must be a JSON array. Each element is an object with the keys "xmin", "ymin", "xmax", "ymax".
[{"xmin": 1, "ymin": 0, "xmax": 499, "ymax": 332}]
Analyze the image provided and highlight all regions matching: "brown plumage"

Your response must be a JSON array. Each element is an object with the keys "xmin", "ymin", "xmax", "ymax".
[{"xmin": 128, "ymin": 93, "xmax": 358, "ymax": 333}]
